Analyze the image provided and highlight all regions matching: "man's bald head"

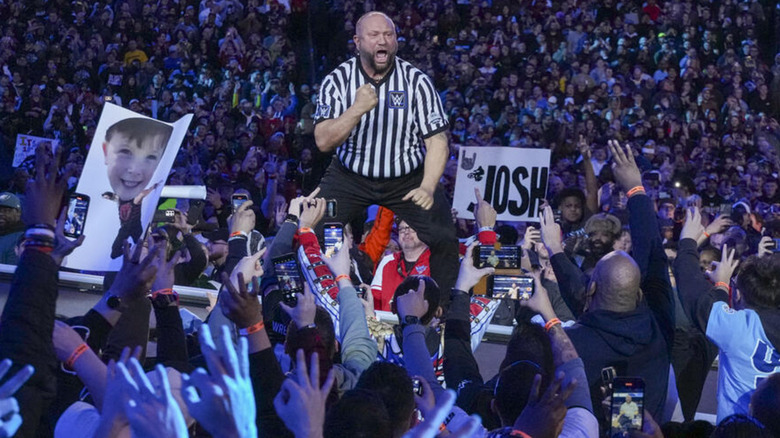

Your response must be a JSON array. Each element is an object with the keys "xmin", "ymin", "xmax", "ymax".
[
  {"xmin": 587, "ymin": 251, "xmax": 642, "ymax": 313},
  {"xmin": 355, "ymin": 11, "xmax": 394, "ymax": 36}
]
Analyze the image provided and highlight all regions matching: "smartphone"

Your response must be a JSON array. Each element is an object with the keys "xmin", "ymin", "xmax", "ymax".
[
  {"xmin": 719, "ymin": 203, "xmax": 733, "ymax": 216},
  {"xmin": 232, "ymin": 194, "xmax": 249, "ymax": 212},
  {"xmin": 610, "ymin": 377, "xmax": 645, "ymax": 435},
  {"xmin": 187, "ymin": 199, "xmax": 205, "ymax": 225},
  {"xmin": 356, "ymin": 286, "xmax": 367, "ymax": 300},
  {"xmin": 272, "ymin": 253, "xmax": 304, "ymax": 306},
  {"xmin": 553, "ymin": 209, "xmax": 562, "ymax": 223},
  {"xmin": 153, "ymin": 209, "xmax": 177, "ymax": 223},
  {"xmin": 64, "ymin": 193, "xmax": 89, "ymax": 238},
  {"xmin": 489, "ymin": 275, "xmax": 534, "ymax": 299},
  {"xmin": 771, "ymin": 238, "xmax": 780, "ymax": 252},
  {"xmin": 326, "ymin": 199, "xmax": 338, "ymax": 218},
  {"xmin": 323, "ymin": 222, "xmax": 343, "ymax": 256},
  {"xmin": 412, "ymin": 378, "xmax": 423, "ymax": 396},
  {"xmin": 475, "ymin": 245, "xmax": 520, "ymax": 269}
]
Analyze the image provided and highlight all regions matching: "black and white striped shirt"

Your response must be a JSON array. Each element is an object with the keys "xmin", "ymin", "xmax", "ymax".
[{"xmin": 314, "ymin": 56, "xmax": 449, "ymax": 179}]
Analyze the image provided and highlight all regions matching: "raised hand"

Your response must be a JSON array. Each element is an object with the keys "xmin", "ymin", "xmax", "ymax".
[
  {"xmin": 473, "ymin": 188, "xmax": 497, "ymax": 229},
  {"xmin": 395, "ymin": 278, "xmax": 428, "ymax": 321},
  {"xmin": 182, "ymin": 325, "xmax": 257, "ymax": 438},
  {"xmin": 228, "ymin": 199, "xmax": 256, "ymax": 234},
  {"xmin": 206, "ymin": 188, "xmax": 223, "ymax": 210},
  {"xmin": 607, "ymin": 139, "xmax": 642, "ymax": 193},
  {"xmin": 402, "ymin": 390, "xmax": 481, "ymax": 438},
  {"xmin": 518, "ymin": 268, "xmax": 556, "ymax": 321},
  {"xmin": 705, "ymin": 214, "xmax": 733, "ymax": 237},
  {"xmin": 454, "ymin": 243, "xmax": 495, "ymax": 292},
  {"xmin": 322, "ymin": 233, "xmax": 353, "ymax": 278},
  {"xmin": 680, "ymin": 207, "xmax": 705, "ymax": 244},
  {"xmin": 273, "ymin": 350, "xmax": 335, "ymax": 438},
  {"xmin": 0, "ymin": 359, "xmax": 34, "ymax": 438},
  {"xmin": 220, "ymin": 272, "xmax": 263, "ymax": 329},
  {"xmin": 706, "ymin": 244, "xmax": 739, "ymax": 287},
  {"xmin": 108, "ymin": 239, "xmax": 164, "ymax": 302},
  {"xmin": 23, "ymin": 144, "xmax": 70, "ymax": 228},
  {"xmin": 151, "ymin": 238, "xmax": 183, "ymax": 293},
  {"xmin": 513, "ymin": 372, "xmax": 576, "ymax": 438},
  {"xmin": 520, "ymin": 226, "xmax": 542, "ymax": 250},
  {"xmin": 229, "ymin": 248, "xmax": 266, "ymax": 286},
  {"xmin": 281, "ymin": 285, "xmax": 316, "ymax": 328},
  {"xmin": 539, "ymin": 206, "xmax": 564, "ymax": 255},
  {"xmin": 118, "ymin": 359, "xmax": 189, "ymax": 438},
  {"xmin": 298, "ymin": 198, "xmax": 326, "ymax": 229}
]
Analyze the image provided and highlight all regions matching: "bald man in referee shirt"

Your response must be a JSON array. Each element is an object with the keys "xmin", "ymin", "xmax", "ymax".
[{"xmin": 313, "ymin": 11, "xmax": 459, "ymax": 295}]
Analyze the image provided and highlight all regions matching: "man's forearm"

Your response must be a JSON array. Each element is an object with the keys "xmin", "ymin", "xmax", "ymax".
[
  {"xmin": 420, "ymin": 132, "xmax": 448, "ymax": 191},
  {"xmin": 314, "ymin": 107, "xmax": 364, "ymax": 152},
  {"xmin": 547, "ymin": 324, "xmax": 579, "ymax": 367}
]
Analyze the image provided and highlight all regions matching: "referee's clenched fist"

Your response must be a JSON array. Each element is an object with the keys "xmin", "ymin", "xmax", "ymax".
[{"xmin": 354, "ymin": 84, "xmax": 378, "ymax": 115}]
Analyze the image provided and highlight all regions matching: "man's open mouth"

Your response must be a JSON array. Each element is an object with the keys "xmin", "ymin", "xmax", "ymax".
[
  {"xmin": 376, "ymin": 50, "xmax": 388, "ymax": 63},
  {"xmin": 122, "ymin": 179, "xmax": 142, "ymax": 188}
]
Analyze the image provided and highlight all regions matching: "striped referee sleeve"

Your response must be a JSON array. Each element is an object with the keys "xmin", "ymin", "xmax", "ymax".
[
  {"xmin": 413, "ymin": 72, "xmax": 449, "ymax": 138},
  {"xmin": 314, "ymin": 66, "xmax": 347, "ymax": 122}
]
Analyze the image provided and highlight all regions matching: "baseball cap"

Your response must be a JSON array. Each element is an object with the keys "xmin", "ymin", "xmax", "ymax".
[
  {"xmin": 0, "ymin": 192, "xmax": 21, "ymax": 210},
  {"xmin": 584, "ymin": 213, "xmax": 622, "ymax": 236}
]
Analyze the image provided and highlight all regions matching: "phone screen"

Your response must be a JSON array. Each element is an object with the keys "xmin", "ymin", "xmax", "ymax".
[
  {"xmin": 719, "ymin": 203, "xmax": 733, "ymax": 215},
  {"xmin": 273, "ymin": 254, "xmax": 304, "ymax": 305},
  {"xmin": 232, "ymin": 194, "xmax": 249, "ymax": 212},
  {"xmin": 64, "ymin": 194, "xmax": 89, "ymax": 238},
  {"xmin": 323, "ymin": 223, "xmax": 343, "ymax": 256},
  {"xmin": 490, "ymin": 275, "xmax": 533, "ymax": 299},
  {"xmin": 610, "ymin": 378, "xmax": 645, "ymax": 435},
  {"xmin": 476, "ymin": 245, "xmax": 520, "ymax": 269}
]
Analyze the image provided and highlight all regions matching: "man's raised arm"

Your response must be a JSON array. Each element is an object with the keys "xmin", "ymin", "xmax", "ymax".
[{"xmin": 314, "ymin": 84, "xmax": 377, "ymax": 152}]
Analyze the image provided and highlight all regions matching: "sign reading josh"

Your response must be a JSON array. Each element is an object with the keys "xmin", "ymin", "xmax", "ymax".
[{"xmin": 453, "ymin": 146, "xmax": 550, "ymax": 222}]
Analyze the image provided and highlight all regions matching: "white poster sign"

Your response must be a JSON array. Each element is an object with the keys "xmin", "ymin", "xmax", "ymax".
[
  {"xmin": 64, "ymin": 103, "xmax": 192, "ymax": 271},
  {"xmin": 14, "ymin": 134, "xmax": 59, "ymax": 167},
  {"xmin": 453, "ymin": 146, "xmax": 550, "ymax": 223}
]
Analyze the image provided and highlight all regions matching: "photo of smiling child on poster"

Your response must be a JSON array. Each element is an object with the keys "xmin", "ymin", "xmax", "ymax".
[
  {"xmin": 65, "ymin": 103, "xmax": 191, "ymax": 272},
  {"xmin": 100, "ymin": 118, "xmax": 172, "ymax": 258}
]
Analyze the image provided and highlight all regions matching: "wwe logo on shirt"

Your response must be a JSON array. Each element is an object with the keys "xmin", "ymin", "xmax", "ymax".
[
  {"xmin": 388, "ymin": 91, "xmax": 407, "ymax": 109},
  {"xmin": 315, "ymin": 103, "xmax": 331, "ymax": 119}
]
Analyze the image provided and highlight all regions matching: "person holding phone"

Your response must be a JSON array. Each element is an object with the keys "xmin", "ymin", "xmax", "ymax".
[{"xmin": 313, "ymin": 11, "xmax": 459, "ymax": 296}]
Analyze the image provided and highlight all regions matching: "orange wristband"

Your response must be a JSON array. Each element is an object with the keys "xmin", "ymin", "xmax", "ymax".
[
  {"xmin": 544, "ymin": 318, "xmax": 562, "ymax": 332},
  {"xmin": 627, "ymin": 186, "xmax": 646, "ymax": 197},
  {"xmin": 152, "ymin": 288, "xmax": 173, "ymax": 296},
  {"xmin": 335, "ymin": 274, "xmax": 350, "ymax": 282},
  {"xmin": 239, "ymin": 320, "xmax": 265, "ymax": 336},
  {"xmin": 714, "ymin": 281, "xmax": 730, "ymax": 292},
  {"xmin": 703, "ymin": 231, "xmax": 710, "ymax": 238},
  {"xmin": 230, "ymin": 231, "xmax": 246, "ymax": 238},
  {"xmin": 65, "ymin": 343, "xmax": 89, "ymax": 370},
  {"xmin": 509, "ymin": 430, "xmax": 533, "ymax": 438}
]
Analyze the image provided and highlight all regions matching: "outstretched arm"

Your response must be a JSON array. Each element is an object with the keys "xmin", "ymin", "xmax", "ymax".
[{"xmin": 133, "ymin": 182, "xmax": 161, "ymax": 204}]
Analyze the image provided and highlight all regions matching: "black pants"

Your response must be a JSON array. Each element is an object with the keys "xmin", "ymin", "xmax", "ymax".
[
  {"xmin": 111, "ymin": 218, "xmax": 144, "ymax": 259},
  {"xmin": 317, "ymin": 158, "xmax": 459, "ymax": 298}
]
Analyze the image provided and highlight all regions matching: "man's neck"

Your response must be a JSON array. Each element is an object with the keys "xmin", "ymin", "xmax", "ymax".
[{"xmin": 403, "ymin": 246, "xmax": 427, "ymax": 263}]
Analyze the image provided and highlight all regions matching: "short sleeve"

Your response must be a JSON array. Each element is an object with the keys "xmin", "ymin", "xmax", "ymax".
[
  {"xmin": 314, "ymin": 74, "xmax": 344, "ymax": 123},
  {"xmin": 706, "ymin": 301, "xmax": 752, "ymax": 351},
  {"xmin": 413, "ymin": 73, "xmax": 449, "ymax": 138}
]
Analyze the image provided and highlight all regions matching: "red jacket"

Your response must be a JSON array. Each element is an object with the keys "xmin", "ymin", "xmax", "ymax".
[{"xmin": 370, "ymin": 229, "xmax": 497, "ymax": 311}]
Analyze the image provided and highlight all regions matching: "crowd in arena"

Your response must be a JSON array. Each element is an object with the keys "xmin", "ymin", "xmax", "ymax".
[{"xmin": 0, "ymin": 0, "xmax": 779, "ymax": 437}]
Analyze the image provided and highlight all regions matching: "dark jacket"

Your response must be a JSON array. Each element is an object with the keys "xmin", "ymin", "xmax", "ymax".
[{"xmin": 564, "ymin": 194, "xmax": 675, "ymax": 427}]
